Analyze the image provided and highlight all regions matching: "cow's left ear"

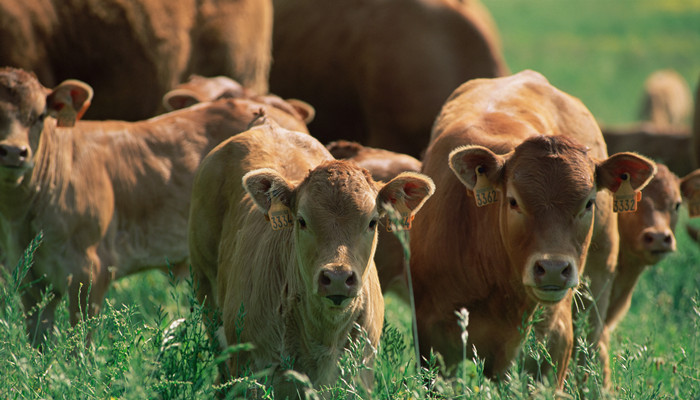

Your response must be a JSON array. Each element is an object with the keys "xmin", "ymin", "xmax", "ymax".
[
  {"xmin": 242, "ymin": 168, "xmax": 295, "ymax": 215},
  {"xmin": 46, "ymin": 79, "xmax": 94, "ymax": 127},
  {"xmin": 377, "ymin": 172, "xmax": 435, "ymax": 218},
  {"xmin": 596, "ymin": 152, "xmax": 657, "ymax": 192},
  {"xmin": 680, "ymin": 169, "xmax": 700, "ymax": 203},
  {"xmin": 162, "ymin": 88, "xmax": 203, "ymax": 111},
  {"xmin": 285, "ymin": 99, "xmax": 316, "ymax": 124},
  {"xmin": 448, "ymin": 145, "xmax": 506, "ymax": 190}
]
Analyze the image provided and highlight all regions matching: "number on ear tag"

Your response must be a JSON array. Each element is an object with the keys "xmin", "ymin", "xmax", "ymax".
[
  {"xmin": 473, "ymin": 165, "xmax": 497, "ymax": 207},
  {"xmin": 613, "ymin": 173, "xmax": 641, "ymax": 213},
  {"xmin": 688, "ymin": 192, "xmax": 700, "ymax": 218},
  {"xmin": 386, "ymin": 201, "xmax": 414, "ymax": 232},
  {"xmin": 268, "ymin": 199, "xmax": 293, "ymax": 230}
]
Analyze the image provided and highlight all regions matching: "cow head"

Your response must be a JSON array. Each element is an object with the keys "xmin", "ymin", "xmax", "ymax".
[
  {"xmin": 618, "ymin": 164, "xmax": 682, "ymax": 266},
  {"xmin": 243, "ymin": 161, "xmax": 434, "ymax": 310},
  {"xmin": 449, "ymin": 135, "xmax": 656, "ymax": 304},
  {"xmin": 0, "ymin": 68, "xmax": 92, "ymax": 188}
]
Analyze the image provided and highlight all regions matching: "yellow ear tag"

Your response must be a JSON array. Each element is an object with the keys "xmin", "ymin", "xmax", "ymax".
[
  {"xmin": 268, "ymin": 198, "xmax": 293, "ymax": 230},
  {"xmin": 473, "ymin": 165, "xmax": 497, "ymax": 207},
  {"xmin": 613, "ymin": 173, "xmax": 641, "ymax": 213},
  {"xmin": 386, "ymin": 201, "xmax": 414, "ymax": 232},
  {"xmin": 688, "ymin": 191, "xmax": 700, "ymax": 218}
]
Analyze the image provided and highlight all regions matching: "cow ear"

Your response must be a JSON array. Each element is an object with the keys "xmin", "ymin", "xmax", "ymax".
[
  {"xmin": 162, "ymin": 89, "xmax": 203, "ymax": 111},
  {"xmin": 285, "ymin": 99, "xmax": 315, "ymax": 124},
  {"xmin": 596, "ymin": 152, "xmax": 657, "ymax": 193},
  {"xmin": 377, "ymin": 172, "xmax": 435, "ymax": 216},
  {"xmin": 680, "ymin": 169, "xmax": 700, "ymax": 201},
  {"xmin": 242, "ymin": 168, "xmax": 295, "ymax": 214},
  {"xmin": 448, "ymin": 145, "xmax": 506, "ymax": 191},
  {"xmin": 46, "ymin": 79, "xmax": 93, "ymax": 127}
]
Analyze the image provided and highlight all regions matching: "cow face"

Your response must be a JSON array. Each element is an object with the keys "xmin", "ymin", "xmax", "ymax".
[
  {"xmin": 0, "ymin": 68, "xmax": 92, "ymax": 188},
  {"xmin": 243, "ymin": 161, "xmax": 434, "ymax": 310},
  {"xmin": 450, "ymin": 136, "xmax": 656, "ymax": 304},
  {"xmin": 618, "ymin": 164, "xmax": 681, "ymax": 265}
]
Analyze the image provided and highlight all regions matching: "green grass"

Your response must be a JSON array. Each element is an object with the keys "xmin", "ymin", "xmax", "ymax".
[{"xmin": 3, "ymin": 1, "xmax": 700, "ymax": 398}]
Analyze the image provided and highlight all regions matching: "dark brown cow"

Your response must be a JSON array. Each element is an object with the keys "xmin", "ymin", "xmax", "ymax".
[
  {"xmin": 0, "ymin": 0, "xmax": 272, "ymax": 120},
  {"xmin": 270, "ymin": 0, "xmax": 508, "ymax": 157},
  {"xmin": 410, "ymin": 70, "xmax": 656, "ymax": 385},
  {"xmin": 0, "ymin": 67, "xmax": 310, "ymax": 342},
  {"xmin": 188, "ymin": 121, "xmax": 434, "ymax": 394}
]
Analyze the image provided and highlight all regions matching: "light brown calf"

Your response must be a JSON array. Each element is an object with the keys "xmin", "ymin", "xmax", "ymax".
[
  {"xmin": 410, "ymin": 70, "xmax": 656, "ymax": 385},
  {"xmin": 188, "ymin": 122, "xmax": 434, "ymax": 395},
  {"xmin": 270, "ymin": 0, "xmax": 508, "ymax": 157},
  {"xmin": 0, "ymin": 67, "xmax": 309, "ymax": 342},
  {"xmin": 639, "ymin": 69, "xmax": 693, "ymax": 128}
]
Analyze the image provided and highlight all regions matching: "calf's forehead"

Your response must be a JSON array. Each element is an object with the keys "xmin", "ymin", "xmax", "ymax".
[
  {"xmin": 0, "ymin": 69, "xmax": 47, "ymax": 122},
  {"xmin": 644, "ymin": 165, "xmax": 680, "ymax": 205}
]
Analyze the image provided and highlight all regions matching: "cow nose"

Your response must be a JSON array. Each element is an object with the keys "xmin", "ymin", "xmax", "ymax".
[
  {"xmin": 533, "ymin": 259, "xmax": 575, "ymax": 289},
  {"xmin": 0, "ymin": 144, "xmax": 29, "ymax": 167},
  {"xmin": 641, "ymin": 229, "xmax": 676, "ymax": 253},
  {"xmin": 318, "ymin": 268, "xmax": 358, "ymax": 305}
]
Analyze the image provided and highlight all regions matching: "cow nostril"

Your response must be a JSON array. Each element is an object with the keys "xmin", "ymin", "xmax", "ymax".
[
  {"xmin": 643, "ymin": 233, "xmax": 654, "ymax": 244},
  {"xmin": 0, "ymin": 147, "xmax": 7, "ymax": 157},
  {"xmin": 320, "ymin": 273, "xmax": 331, "ymax": 287},
  {"xmin": 534, "ymin": 263, "xmax": 545, "ymax": 278},
  {"xmin": 19, "ymin": 148, "xmax": 28, "ymax": 158},
  {"xmin": 561, "ymin": 265, "xmax": 572, "ymax": 279},
  {"xmin": 345, "ymin": 273, "xmax": 357, "ymax": 287},
  {"xmin": 663, "ymin": 234, "xmax": 672, "ymax": 244}
]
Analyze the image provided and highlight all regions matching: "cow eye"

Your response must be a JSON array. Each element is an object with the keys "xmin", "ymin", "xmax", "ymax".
[
  {"xmin": 585, "ymin": 199, "xmax": 595, "ymax": 211},
  {"xmin": 674, "ymin": 202, "xmax": 681, "ymax": 212},
  {"xmin": 368, "ymin": 218, "xmax": 378, "ymax": 230},
  {"xmin": 297, "ymin": 217, "xmax": 307, "ymax": 229},
  {"xmin": 33, "ymin": 111, "xmax": 47, "ymax": 125},
  {"xmin": 508, "ymin": 197, "xmax": 520, "ymax": 211}
]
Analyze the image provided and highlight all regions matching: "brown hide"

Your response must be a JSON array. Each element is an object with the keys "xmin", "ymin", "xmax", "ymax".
[
  {"xmin": 188, "ymin": 122, "xmax": 434, "ymax": 394},
  {"xmin": 0, "ymin": 0, "xmax": 272, "ymax": 120},
  {"xmin": 0, "ymin": 67, "xmax": 309, "ymax": 342},
  {"xmin": 327, "ymin": 140, "xmax": 422, "ymax": 297},
  {"xmin": 270, "ymin": 0, "xmax": 508, "ymax": 158},
  {"xmin": 410, "ymin": 70, "xmax": 656, "ymax": 385}
]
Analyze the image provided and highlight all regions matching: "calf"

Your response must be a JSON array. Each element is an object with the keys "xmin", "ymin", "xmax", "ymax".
[
  {"xmin": 639, "ymin": 69, "xmax": 693, "ymax": 128},
  {"xmin": 0, "ymin": 67, "xmax": 310, "ymax": 342},
  {"xmin": 188, "ymin": 121, "xmax": 434, "ymax": 395},
  {"xmin": 410, "ymin": 70, "xmax": 655, "ymax": 385}
]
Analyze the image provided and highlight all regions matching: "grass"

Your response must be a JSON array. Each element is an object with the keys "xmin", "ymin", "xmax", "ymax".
[{"xmin": 3, "ymin": 1, "xmax": 700, "ymax": 398}]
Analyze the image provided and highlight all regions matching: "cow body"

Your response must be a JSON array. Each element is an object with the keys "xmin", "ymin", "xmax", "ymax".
[
  {"xmin": 270, "ymin": 0, "xmax": 508, "ymax": 157},
  {"xmin": 188, "ymin": 122, "xmax": 434, "ymax": 394},
  {"xmin": 0, "ymin": 67, "xmax": 309, "ymax": 341},
  {"xmin": 410, "ymin": 70, "xmax": 655, "ymax": 384},
  {"xmin": 0, "ymin": 0, "xmax": 272, "ymax": 120},
  {"xmin": 639, "ymin": 69, "xmax": 693, "ymax": 128}
]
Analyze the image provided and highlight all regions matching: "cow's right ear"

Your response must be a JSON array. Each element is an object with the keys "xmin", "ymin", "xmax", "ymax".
[
  {"xmin": 242, "ymin": 168, "xmax": 295, "ymax": 214},
  {"xmin": 46, "ymin": 79, "xmax": 93, "ymax": 127},
  {"xmin": 680, "ymin": 169, "xmax": 700, "ymax": 201},
  {"xmin": 285, "ymin": 99, "xmax": 316, "ymax": 124},
  {"xmin": 448, "ymin": 145, "xmax": 506, "ymax": 191},
  {"xmin": 162, "ymin": 89, "xmax": 203, "ymax": 111},
  {"xmin": 596, "ymin": 152, "xmax": 657, "ymax": 193}
]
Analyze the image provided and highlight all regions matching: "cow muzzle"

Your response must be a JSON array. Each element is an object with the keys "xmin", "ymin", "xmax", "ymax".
[
  {"xmin": 317, "ymin": 265, "xmax": 359, "ymax": 308},
  {"xmin": 639, "ymin": 227, "xmax": 676, "ymax": 264},
  {"xmin": 0, "ymin": 143, "xmax": 31, "ymax": 186},
  {"xmin": 524, "ymin": 257, "xmax": 579, "ymax": 303}
]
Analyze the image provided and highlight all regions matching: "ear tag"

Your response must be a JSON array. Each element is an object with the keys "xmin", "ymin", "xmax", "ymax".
[
  {"xmin": 613, "ymin": 173, "xmax": 641, "ymax": 213},
  {"xmin": 473, "ymin": 165, "xmax": 497, "ymax": 207},
  {"xmin": 688, "ymin": 191, "xmax": 700, "ymax": 218},
  {"xmin": 268, "ymin": 198, "xmax": 293, "ymax": 230},
  {"xmin": 54, "ymin": 102, "xmax": 78, "ymax": 127},
  {"xmin": 386, "ymin": 201, "xmax": 414, "ymax": 232}
]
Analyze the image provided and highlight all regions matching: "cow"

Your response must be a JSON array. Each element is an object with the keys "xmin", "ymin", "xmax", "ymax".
[
  {"xmin": 187, "ymin": 121, "xmax": 435, "ymax": 395},
  {"xmin": 639, "ymin": 69, "xmax": 693, "ymax": 128},
  {"xmin": 0, "ymin": 67, "xmax": 311, "ymax": 343},
  {"xmin": 598, "ymin": 164, "xmax": 700, "ymax": 384},
  {"xmin": 410, "ymin": 70, "xmax": 656, "ymax": 386},
  {"xmin": 0, "ymin": 0, "xmax": 272, "ymax": 121},
  {"xmin": 327, "ymin": 140, "xmax": 422, "ymax": 297},
  {"xmin": 270, "ymin": 0, "xmax": 508, "ymax": 158}
]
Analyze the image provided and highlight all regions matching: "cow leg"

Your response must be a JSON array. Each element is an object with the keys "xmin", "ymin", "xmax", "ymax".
[
  {"xmin": 21, "ymin": 281, "xmax": 61, "ymax": 346},
  {"xmin": 66, "ymin": 249, "xmax": 111, "ymax": 332},
  {"xmin": 526, "ymin": 298, "xmax": 574, "ymax": 387}
]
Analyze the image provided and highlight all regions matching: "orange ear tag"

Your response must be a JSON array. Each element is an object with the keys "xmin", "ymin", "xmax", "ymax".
[
  {"xmin": 473, "ymin": 165, "xmax": 497, "ymax": 207},
  {"xmin": 688, "ymin": 191, "xmax": 700, "ymax": 218},
  {"xmin": 613, "ymin": 173, "xmax": 641, "ymax": 213},
  {"xmin": 386, "ymin": 201, "xmax": 414, "ymax": 232},
  {"xmin": 268, "ymin": 198, "xmax": 293, "ymax": 230}
]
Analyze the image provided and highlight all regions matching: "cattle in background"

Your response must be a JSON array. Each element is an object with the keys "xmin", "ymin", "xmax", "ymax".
[
  {"xmin": 0, "ymin": 67, "xmax": 310, "ymax": 342},
  {"xmin": 599, "ymin": 164, "xmax": 700, "ymax": 384},
  {"xmin": 327, "ymin": 140, "xmax": 422, "ymax": 297},
  {"xmin": 0, "ymin": 0, "xmax": 272, "ymax": 121},
  {"xmin": 639, "ymin": 69, "xmax": 693, "ymax": 128},
  {"xmin": 693, "ymin": 73, "xmax": 700, "ymax": 170},
  {"xmin": 187, "ymin": 122, "xmax": 434, "ymax": 394},
  {"xmin": 270, "ymin": 0, "xmax": 508, "ymax": 158},
  {"xmin": 410, "ymin": 70, "xmax": 656, "ymax": 385}
]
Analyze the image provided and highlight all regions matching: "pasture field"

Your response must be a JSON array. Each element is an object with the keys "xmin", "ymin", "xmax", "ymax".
[{"xmin": 2, "ymin": 1, "xmax": 700, "ymax": 398}]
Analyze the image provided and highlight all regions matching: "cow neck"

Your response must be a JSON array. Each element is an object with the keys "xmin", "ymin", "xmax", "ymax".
[
  {"xmin": 29, "ymin": 123, "xmax": 74, "ymax": 209},
  {"xmin": 606, "ymin": 249, "xmax": 648, "ymax": 325}
]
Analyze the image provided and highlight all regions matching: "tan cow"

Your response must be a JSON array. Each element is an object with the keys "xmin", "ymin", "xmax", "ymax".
[
  {"xmin": 599, "ymin": 164, "xmax": 700, "ymax": 384},
  {"xmin": 187, "ymin": 121, "xmax": 434, "ymax": 395},
  {"xmin": 0, "ymin": 67, "xmax": 310, "ymax": 342},
  {"xmin": 639, "ymin": 69, "xmax": 693, "ymax": 128},
  {"xmin": 270, "ymin": 0, "xmax": 508, "ymax": 157},
  {"xmin": 327, "ymin": 140, "xmax": 422, "ymax": 297},
  {"xmin": 410, "ymin": 70, "xmax": 656, "ymax": 385},
  {"xmin": 0, "ymin": 0, "xmax": 272, "ymax": 120}
]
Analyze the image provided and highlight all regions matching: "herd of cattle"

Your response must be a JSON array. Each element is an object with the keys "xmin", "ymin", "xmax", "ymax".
[{"xmin": 1, "ymin": 0, "xmax": 698, "ymax": 396}]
